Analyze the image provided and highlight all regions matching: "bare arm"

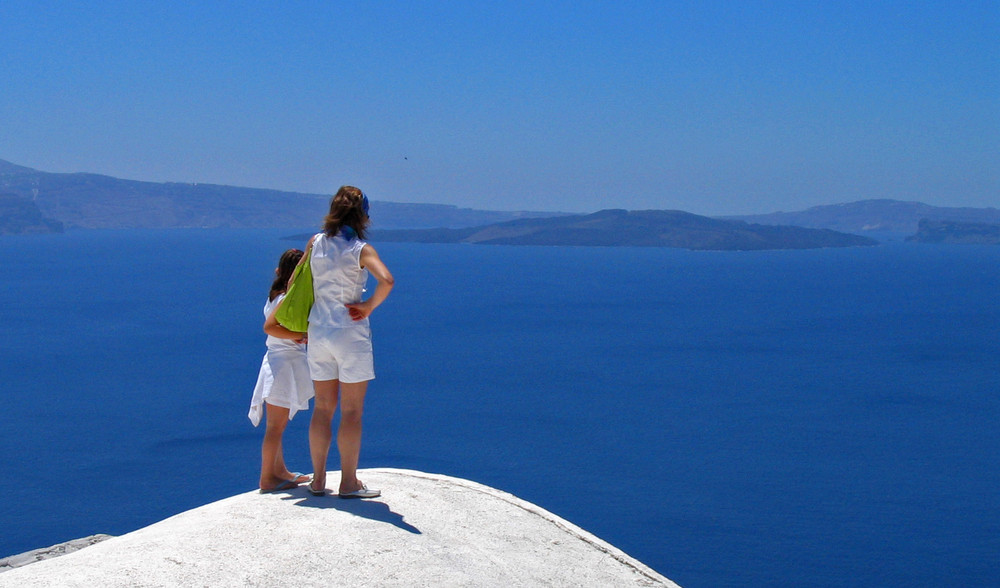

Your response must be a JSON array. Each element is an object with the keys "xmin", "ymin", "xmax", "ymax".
[
  {"xmin": 345, "ymin": 244, "xmax": 394, "ymax": 321},
  {"xmin": 263, "ymin": 297, "xmax": 308, "ymax": 342}
]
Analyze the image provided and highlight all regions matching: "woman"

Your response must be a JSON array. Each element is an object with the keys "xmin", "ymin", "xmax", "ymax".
[
  {"xmin": 268, "ymin": 185, "xmax": 394, "ymax": 498},
  {"xmin": 251, "ymin": 249, "xmax": 314, "ymax": 493}
]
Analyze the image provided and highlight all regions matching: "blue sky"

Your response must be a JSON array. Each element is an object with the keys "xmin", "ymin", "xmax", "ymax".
[{"xmin": 1, "ymin": 1, "xmax": 996, "ymax": 214}]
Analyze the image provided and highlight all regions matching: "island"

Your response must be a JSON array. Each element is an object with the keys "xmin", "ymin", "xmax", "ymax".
[
  {"xmin": 0, "ymin": 193, "xmax": 64, "ymax": 235},
  {"xmin": 0, "ymin": 159, "xmax": 561, "ymax": 230},
  {"xmin": 371, "ymin": 208, "xmax": 879, "ymax": 250},
  {"xmin": 906, "ymin": 219, "xmax": 1000, "ymax": 244},
  {"xmin": 723, "ymin": 199, "xmax": 1000, "ymax": 234}
]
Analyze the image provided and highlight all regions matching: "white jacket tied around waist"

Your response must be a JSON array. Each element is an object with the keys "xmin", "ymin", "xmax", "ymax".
[
  {"xmin": 248, "ymin": 293, "xmax": 312, "ymax": 426},
  {"xmin": 308, "ymin": 232, "xmax": 370, "ymax": 330}
]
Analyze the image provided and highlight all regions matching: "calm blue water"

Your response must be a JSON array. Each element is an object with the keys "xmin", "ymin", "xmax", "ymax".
[{"xmin": 1, "ymin": 229, "xmax": 998, "ymax": 587}]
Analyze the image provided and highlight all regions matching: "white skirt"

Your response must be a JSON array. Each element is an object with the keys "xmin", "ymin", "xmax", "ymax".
[{"xmin": 248, "ymin": 347, "xmax": 314, "ymax": 426}]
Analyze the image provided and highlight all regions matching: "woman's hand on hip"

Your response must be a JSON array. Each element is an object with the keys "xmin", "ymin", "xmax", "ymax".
[{"xmin": 345, "ymin": 302, "xmax": 371, "ymax": 321}]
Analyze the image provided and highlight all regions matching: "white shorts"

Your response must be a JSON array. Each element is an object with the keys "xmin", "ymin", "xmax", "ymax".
[{"xmin": 307, "ymin": 326, "xmax": 375, "ymax": 383}]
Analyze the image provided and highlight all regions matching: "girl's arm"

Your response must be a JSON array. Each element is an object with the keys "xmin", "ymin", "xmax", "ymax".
[
  {"xmin": 346, "ymin": 244, "xmax": 394, "ymax": 321},
  {"xmin": 263, "ymin": 298, "xmax": 307, "ymax": 342}
]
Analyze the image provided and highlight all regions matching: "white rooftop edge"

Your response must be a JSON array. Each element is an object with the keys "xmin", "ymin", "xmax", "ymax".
[{"xmin": 0, "ymin": 468, "xmax": 680, "ymax": 587}]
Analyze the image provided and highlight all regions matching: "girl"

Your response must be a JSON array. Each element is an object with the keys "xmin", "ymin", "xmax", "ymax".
[{"xmin": 250, "ymin": 249, "xmax": 315, "ymax": 492}]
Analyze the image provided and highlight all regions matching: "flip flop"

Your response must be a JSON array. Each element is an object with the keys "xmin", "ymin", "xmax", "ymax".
[
  {"xmin": 338, "ymin": 485, "xmax": 380, "ymax": 499},
  {"xmin": 288, "ymin": 472, "xmax": 311, "ymax": 484},
  {"xmin": 259, "ymin": 479, "xmax": 300, "ymax": 494},
  {"xmin": 307, "ymin": 483, "xmax": 327, "ymax": 497}
]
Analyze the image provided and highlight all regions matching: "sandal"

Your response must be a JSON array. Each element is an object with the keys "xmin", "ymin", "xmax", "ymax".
[{"xmin": 338, "ymin": 484, "xmax": 380, "ymax": 499}]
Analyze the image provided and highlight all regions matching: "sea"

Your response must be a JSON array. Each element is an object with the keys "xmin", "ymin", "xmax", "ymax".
[{"xmin": 1, "ymin": 229, "xmax": 997, "ymax": 587}]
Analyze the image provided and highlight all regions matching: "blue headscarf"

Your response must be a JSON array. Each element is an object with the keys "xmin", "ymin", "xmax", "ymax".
[{"xmin": 340, "ymin": 193, "xmax": 370, "ymax": 240}]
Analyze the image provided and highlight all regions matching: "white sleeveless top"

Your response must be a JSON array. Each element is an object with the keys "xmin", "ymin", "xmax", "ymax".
[{"xmin": 307, "ymin": 232, "xmax": 369, "ymax": 329}]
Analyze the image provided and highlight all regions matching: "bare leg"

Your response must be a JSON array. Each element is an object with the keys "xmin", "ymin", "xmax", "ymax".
[
  {"xmin": 260, "ymin": 402, "xmax": 291, "ymax": 490},
  {"xmin": 309, "ymin": 379, "xmax": 340, "ymax": 493},
  {"xmin": 270, "ymin": 427, "xmax": 309, "ymax": 483},
  {"xmin": 337, "ymin": 381, "xmax": 369, "ymax": 494}
]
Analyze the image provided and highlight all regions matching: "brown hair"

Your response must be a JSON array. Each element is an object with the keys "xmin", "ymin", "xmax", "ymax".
[
  {"xmin": 322, "ymin": 185, "xmax": 369, "ymax": 240},
  {"xmin": 269, "ymin": 249, "xmax": 304, "ymax": 301}
]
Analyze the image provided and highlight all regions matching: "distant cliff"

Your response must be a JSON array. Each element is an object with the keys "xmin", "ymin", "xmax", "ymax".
[
  {"xmin": 906, "ymin": 219, "xmax": 1000, "ymax": 244},
  {"xmin": 0, "ymin": 159, "xmax": 562, "ymax": 230},
  {"xmin": 0, "ymin": 193, "xmax": 64, "ymax": 234},
  {"xmin": 372, "ymin": 209, "xmax": 879, "ymax": 250},
  {"xmin": 724, "ymin": 199, "xmax": 1000, "ymax": 234}
]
